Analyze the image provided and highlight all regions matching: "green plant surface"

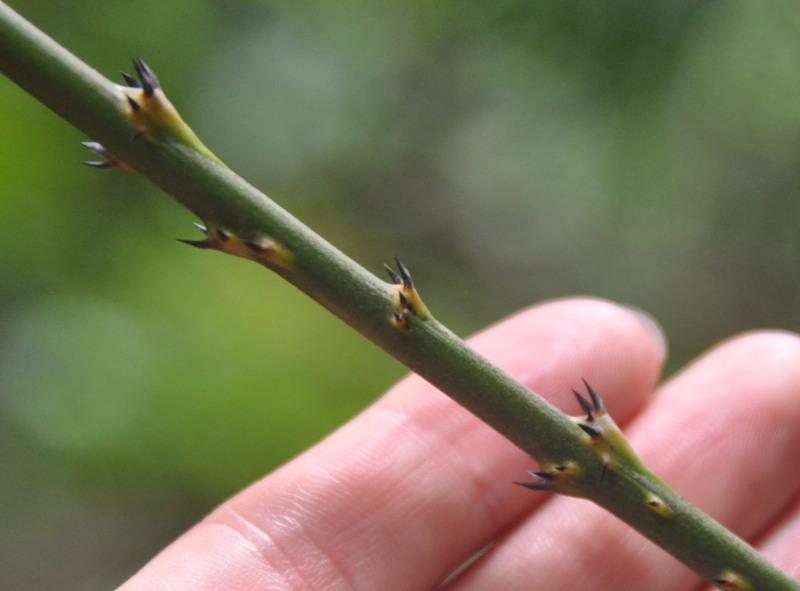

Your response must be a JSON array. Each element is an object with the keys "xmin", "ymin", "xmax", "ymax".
[{"xmin": 2, "ymin": 1, "xmax": 800, "ymax": 590}]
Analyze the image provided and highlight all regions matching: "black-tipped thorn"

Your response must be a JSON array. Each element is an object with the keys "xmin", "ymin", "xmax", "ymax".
[
  {"xmin": 132, "ymin": 56, "xmax": 159, "ymax": 96},
  {"xmin": 573, "ymin": 389, "xmax": 594, "ymax": 421},
  {"xmin": 121, "ymin": 71, "xmax": 140, "ymax": 88},
  {"xmin": 127, "ymin": 95, "xmax": 140, "ymax": 111},
  {"xmin": 384, "ymin": 263, "xmax": 402, "ymax": 285},
  {"xmin": 582, "ymin": 379, "xmax": 606, "ymax": 414},
  {"xmin": 513, "ymin": 469, "xmax": 559, "ymax": 491},
  {"xmin": 385, "ymin": 254, "xmax": 431, "ymax": 323},
  {"xmin": 178, "ymin": 222, "xmax": 213, "ymax": 248},
  {"xmin": 514, "ymin": 471, "xmax": 558, "ymax": 491},
  {"xmin": 514, "ymin": 480, "xmax": 549, "ymax": 491},
  {"xmin": 177, "ymin": 238, "xmax": 213, "ymax": 250},
  {"xmin": 395, "ymin": 256, "xmax": 413, "ymax": 288},
  {"xmin": 578, "ymin": 423, "xmax": 602, "ymax": 439}
]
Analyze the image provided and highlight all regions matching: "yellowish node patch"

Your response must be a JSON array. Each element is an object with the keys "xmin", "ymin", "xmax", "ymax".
[
  {"xmin": 643, "ymin": 492, "xmax": 673, "ymax": 517},
  {"xmin": 713, "ymin": 569, "xmax": 752, "ymax": 591},
  {"xmin": 215, "ymin": 230, "xmax": 294, "ymax": 270}
]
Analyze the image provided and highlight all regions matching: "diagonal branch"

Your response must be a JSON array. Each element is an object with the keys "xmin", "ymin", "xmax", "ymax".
[{"xmin": 0, "ymin": 3, "xmax": 795, "ymax": 589}]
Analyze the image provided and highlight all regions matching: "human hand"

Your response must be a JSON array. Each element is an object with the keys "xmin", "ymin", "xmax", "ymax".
[{"xmin": 116, "ymin": 298, "xmax": 800, "ymax": 590}]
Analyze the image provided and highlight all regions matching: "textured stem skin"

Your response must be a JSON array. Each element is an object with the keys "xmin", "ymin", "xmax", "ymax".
[{"xmin": 0, "ymin": 3, "xmax": 796, "ymax": 589}]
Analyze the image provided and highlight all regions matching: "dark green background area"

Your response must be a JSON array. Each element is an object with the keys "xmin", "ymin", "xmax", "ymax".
[{"xmin": 1, "ymin": 1, "xmax": 799, "ymax": 589}]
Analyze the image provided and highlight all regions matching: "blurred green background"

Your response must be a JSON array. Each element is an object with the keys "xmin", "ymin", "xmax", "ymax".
[{"xmin": 1, "ymin": 1, "xmax": 799, "ymax": 589}]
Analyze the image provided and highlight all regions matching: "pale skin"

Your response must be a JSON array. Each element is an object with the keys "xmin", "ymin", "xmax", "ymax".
[{"xmin": 116, "ymin": 298, "xmax": 800, "ymax": 590}]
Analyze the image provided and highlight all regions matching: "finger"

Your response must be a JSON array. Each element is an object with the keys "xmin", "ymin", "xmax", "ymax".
[
  {"xmin": 753, "ymin": 497, "xmax": 800, "ymax": 583},
  {"xmin": 117, "ymin": 297, "xmax": 666, "ymax": 591},
  {"xmin": 449, "ymin": 330, "xmax": 800, "ymax": 591}
]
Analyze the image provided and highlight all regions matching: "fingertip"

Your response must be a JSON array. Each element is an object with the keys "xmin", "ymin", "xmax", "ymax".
[
  {"xmin": 669, "ymin": 328, "xmax": 800, "ymax": 397},
  {"xmin": 474, "ymin": 297, "xmax": 667, "ymax": 366},
  {"xmin": 465, "ymin": 297, "xmax": 666, "ymax": 417},
  {"xmin": 619, "ymin": 304, "xmax": 668, "ymax": 363}
]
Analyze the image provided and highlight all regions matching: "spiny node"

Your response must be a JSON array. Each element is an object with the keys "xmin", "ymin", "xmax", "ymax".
[
  {"xmin": 80, "ymin": 141, "xmax": 112, "ymax": 168},
  {"xmin": 80, "ymin": 140, "xmax": 135, "ymax": 172},
  {"xmin": 514, "ymin": 461, "xmax": 582, "ymax": 494},
  {"xmin": 119, "ymin": 58, "xmax": 160, "ymax": 111},
  {"xmin": 116, "ymin": 56, "xmax": 215, "ymax": 160},
  {"xmin": 570, "ymin": 381, "xmax": 651, "ymax": 488},
  {"xmin": 384, "ymin": 255, "xmax": 431, "ymax": 329},
  {"xmin": 572, "ymin": 381, "xmax": 610, "ymax": 442},
  {"xmin": 179, "ymin": 221, "xmax": 294, "ymax": 269}
]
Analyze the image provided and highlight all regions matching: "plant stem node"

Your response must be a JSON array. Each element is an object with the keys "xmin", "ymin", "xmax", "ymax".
[
  {"xmin": 179, "ymin": 222, "xmax": 294, "ymax": 269},
  {"xmin": 644, "ymin": 492, "xmax": 673, "ymax": 517},
  {"xmin": 115, "ymin": 57, "xmax": 216, "ymax": 160},
  {"xmin": 384, "ymin": 256, "xmax": 432, "ymax": 329},
  {"xmin": 713, "ymin": 569, "xmax": 753, "ymax": 591},
  {"xmin": 80, "ymin": 140, "xmax": 136, "ymax": 172}
]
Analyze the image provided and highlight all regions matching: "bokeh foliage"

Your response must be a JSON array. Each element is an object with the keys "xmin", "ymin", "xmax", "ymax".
[{"xmin": 1, "ymin": 1, "xmax": 799, "ymax": 589}]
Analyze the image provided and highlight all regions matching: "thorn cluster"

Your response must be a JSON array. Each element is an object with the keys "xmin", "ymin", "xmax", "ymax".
[
  {"xmin": 80, "ymin": 141, "xmax": 113, "ymax": 168},
  {"xmin": 119, "ymin": 56, "xmax": 161, "ymax": 115},
  {"xmin": 126, "ymin": 57, "xmax": 160, "ymax": 97},
  {"xmin": 117, "ymin": 56, "xmax": 174, "ymax": 137},
  {"xmin": 80, "ymin": 140, "xmax": 134, "ymax": 172},
  {"xmin": 384, "ymin": 256, "xmax": 432, "ymax": 328},
  {"xmin": 569, "ymin": 380, "xmax": 626, "ymax": 472},
  {"xmin": 517, "ymin": 382, "xmax": 676, "ymax": 518},
  {"xmin": 572, "ymin": 378, "xmax": 606, "ymax": 422},
  {"xmin": 572, "ymin": 379, "xmax": 607, "ymax": 442},
  {"xmin": 78, "ymin": 57, "xmax": 165, "ymax": 170},
  {"xmin": 179, "ymin": 221, "xmax": 294, "ymax": 269},
  {"xmin": 80, "ymin": 57, "xmax": 216, "ymax": 174},
  {"xmin": 384, "ymin": 256, "xmax": 413, "ymax": 290},
  {"xmin": 513, "ymin": 462, "xmax": 580, "ymax": 493}
]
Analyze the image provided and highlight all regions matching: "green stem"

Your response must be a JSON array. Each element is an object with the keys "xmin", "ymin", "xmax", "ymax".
[{"xmin": 0, "ymin": 3, "xmax": 795, "ymax": 589}]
